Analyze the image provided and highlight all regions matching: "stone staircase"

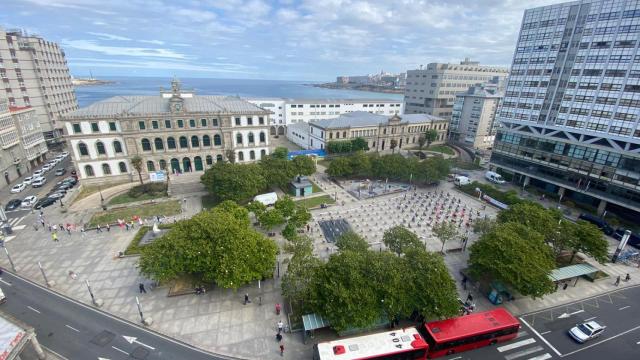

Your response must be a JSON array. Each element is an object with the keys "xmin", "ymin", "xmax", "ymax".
[{"xmin": 168, "ymin": 172, "xmax": 206, "ymax": 196}]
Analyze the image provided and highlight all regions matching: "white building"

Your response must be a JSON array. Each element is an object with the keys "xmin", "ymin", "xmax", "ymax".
[
  {"xmin": 450, "ymin": 84, "xmax": 503, "ymax": 150},
  {"xmin": 247, "ymin": 98, "xmax": 403, "ymax": 136}
]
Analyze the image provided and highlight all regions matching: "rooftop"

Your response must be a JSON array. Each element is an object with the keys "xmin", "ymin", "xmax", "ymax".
[
  {"xmin": 310, "ymin": 111, "xmax": 444, "ymax": 129},
  {"xmin": 247, "ymin": 97, "xmax": 402, "ymax": 104}
]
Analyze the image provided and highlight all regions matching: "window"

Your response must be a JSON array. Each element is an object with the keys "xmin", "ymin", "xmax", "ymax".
[
  {"xmin": 84, "ymin": 165, "xmax": 95, "ymax": 177},
  {"xmin": 102, "ymin": 163, "xmax": 111, "ymax": 175},
  {"xmin": 247, "ymin": 117, "xmax": 253, "ymax": 125},
  {"xmin": 248, "ymin": 132, "xmax": 255, "ymax": 143},
  {"xmin": 179, "ymin": 136, "xmax": 188, "ymax": 148},
  {"xmin": 113, "ymin": 140, "xmax": 123, "ymax": 153},
  {"xmin": 141, "ymin": 138, "xmax": 151, "ymax": 151},
  {"xmin": 159, "ymin": 160, "xmax": 167, "ymax": 170},
  {"xmin": 259, "ymin": 117, "xmax": 264, "ymax": 125},
  {"xmin": 189, "ymin": 119, "xmax": 196, "ymax": 128},
  {"xmin": 261, "ymin": 149, "xmax": 266, "ymax": 158},
  {"xmin": 91, "ymin": 122, "xmax": 99, "ymax": 132},
  {"xmin": 201, "ymin": 118, "xmax": 207, "ymax": 127},
  {"xmin": 203, "ymin": 135, "xmax": 211, "ymax": 146},
  {"xmin": 238, "ymin": 151, "xmax": 244, "ymax": 161},
  {"xmin": 167, "ymin": 137, "xmax": 176, "ymax": 149},
  {"xmin": 191, "ymin": 135, "xmax": 199, "ymax": 147},
  {"xmin": 118, "ymin": 162, "xmax": 127, "ymax": 173},
  {"xmin": 78, "ymin": 143, "xmax": 89, "ymax": 156},
  {"xmin": 72, "ymin": 123, "xmax": 82, "ymax": 133},
  {"xmin": 177, "ymin": 119, "xmax": 184, "ymax": 128},
  {"xmin": 109, "ymin": 122, "xmax": 117, "ymax": 131},
  {"xmin": 214, "ymin": 134, "xmax": 222, "ymax": 146},
  {"xmin": 343, "ymin": 131, "xmax": 347, "ymax": 138},
  {"xmin": 152, "ymin": 120, "xmax": 159, "ymax": 129},
  {"xmin": 154, "ymin": 138, "xmax": 164, "ymax": 150},
  {"xmin": 236, "ymin": 133, "xmax": 243, "ymax": 144},
  {"xmin": 96, "ymin": 141, "xmax": 106, "ymax": 155},
  {"xmin": 212, "ymin": 118, "xmax": 219, "ymax": 126},
  {"xmin": 147, "ymin": 161, "xmax": 155, "ymax": 171},
  {"xmin": 259, "ymin": 132, "xmax": 266, "ymax": 143},
  {"xmin": 206, "ymin": 155, "xmax": 213, "ymax": 166},
  {"xmin": 235, "ymin": 117, "xmax": 241, "ymax": 126},
  {"xmin": 139, "ymin": 121, "xmax": 146, "ymax": 130},
  {"xmin": 216, "ymin": 154, "xmax": 223, "ymax": 162},
  {"xmin": 165, "ymin": 120, "xmax": 172, "ymax": 128}
]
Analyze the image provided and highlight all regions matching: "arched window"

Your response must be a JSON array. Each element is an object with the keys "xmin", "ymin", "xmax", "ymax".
[
  {"xmin": 102, "ymin": 163, "xmax": 111, "ymax": 175},
  {"xmin": 343, "ymin": 131, "xmax": 347, "ymax": 138},
  {"xmin": 236, "ymin": 133, "xmax": 243, "ymax": 144},
  {"xmin": 96, "ymin": 141, "xmax": 106, "ymax": 155},
  {"xmin": 194, "ymin": 156, "xmax": 203, "ymax": 171},
  {"xmin": 141, "ymin": 138, "xmax": 151, "ymax": 151},
  {"xmin": 113, "ymin": 140, "xmax": 123, "ymax": 153},
  {"xmin": 167, "ymin": 137, "xmax": 176, "ymax": 149},
  {"xmin": 216, "ymin": 154, "xmax": 223, "ymax": 163},
  {"xmin": 261, "ymin": 149, "xmax": 266, "ymax": 158},
  {"xmin": 214, "ymin": 134, "xmax": 222, "ymax": 146},
  {"xmin": 154, "ymin": 138, "xmax": 164, "ymax": 150},
  {"xmin": 147, "ymin": 161, "xmax": 155, "ymax": 171},
  {"xmin": 189, "ymin": 119, "xmax": 196, "ymax": 128},
  {"xmin": 206, "ymin": 155, "xmax": 213, "ymax": 166},
  {"xmin": 118, "ymin": 161, "xmax": 127, "ymax": 173},
  {"xmin": 84, "ymin": 165, "xmax": 95, "ymax": 177},
  {"xmin": 238, "ymin": 151, "xmax": 244, "ymax": 161},
  {"xmin": 179, "ymin": 136, "xmax": 188, "ymax": 148},
  {"xmin": 78, "ymin": 142, "xmax": 89, "ymax": 156},
  {"xmin": 259, "ymin": 132, "xmax": 266, "ymax": 143},
  {"xmin": 249, "ymin": 150, "xmax": 255, "ymax": 160},
  {"xmin": 191, "ymin": 135, "xmax": 199, "ymax": 147},
  {"xmin": 159, "ymin": 159, "xmax": 167, "ymax": 170},
  {"xmin": 248, "ymin": 132, "xmax": 255, "ymax": 143},
  {"xmin": 202, "ymin": 135, "xmax": 211, "ymax": 147}
]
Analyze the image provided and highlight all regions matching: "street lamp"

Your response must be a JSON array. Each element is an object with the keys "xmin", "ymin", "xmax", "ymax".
[{"xmin": 135, "ymin": 296, "xmax": 153, "ymax": 326}]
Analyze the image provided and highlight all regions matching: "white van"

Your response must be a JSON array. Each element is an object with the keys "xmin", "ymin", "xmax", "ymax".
[
  {"xmin": 485, "ymin": 171, "xmax": 505, "ymax": 184},
  {"xmin": 454, "ymin": 176, "xmax": 471, "ymax": 186}
]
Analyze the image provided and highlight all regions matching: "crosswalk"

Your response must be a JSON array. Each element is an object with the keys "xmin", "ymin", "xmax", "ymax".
[
  {"xmin": 6, "ymin": 216, "xmax": 26, "ymax": 227},
  {"xmin": 496, "ymin": 331, "xmax": 553, "ymax": 360}
]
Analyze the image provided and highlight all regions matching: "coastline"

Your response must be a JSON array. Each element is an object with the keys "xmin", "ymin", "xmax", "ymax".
[
  {"xmin": 309, "ymin": 83, "xmax": 404, "ymax": 94},
  {"xmin": 72, "ymin": 79, "xmax": 115, "ymax": 86}
]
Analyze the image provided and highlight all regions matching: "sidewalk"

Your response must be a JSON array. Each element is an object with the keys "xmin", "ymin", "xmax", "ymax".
[{"xmin": 69, "ymin": 182, "xmax": 136, "ymax": 212}]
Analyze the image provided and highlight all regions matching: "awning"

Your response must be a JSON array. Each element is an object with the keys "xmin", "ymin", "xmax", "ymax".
[
  {"xmin": 302, "ymin": 313, "xmax": 330, "ymax": 332},
  {"xmin": 549, "ymin": 263, "xmax": 599, "ymax": 282}
]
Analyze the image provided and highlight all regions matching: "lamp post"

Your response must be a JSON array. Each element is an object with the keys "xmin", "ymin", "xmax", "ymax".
[
  {"xmin": 4, "ymin": 247, "xmax": 15, "ymax": 272},
  {"xmin": 135, "ymin": 296, "xmax": 153, "ymax": 325},
  {"xmin": 85, "ymin": 280, "xmax": 103, "ymax": 307},
  {"xmin": 38, "ymin": 262, "xmax": 54, "ymax": 287}
]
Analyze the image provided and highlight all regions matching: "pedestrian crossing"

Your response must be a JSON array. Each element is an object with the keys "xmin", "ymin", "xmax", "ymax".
[
  {"xmin": 496, "ymin": 331, "xmax": 553, "ymax": 360},
  {"xmin": 6, "ymin": 216, "xmax": 26, "ymax": 227}
]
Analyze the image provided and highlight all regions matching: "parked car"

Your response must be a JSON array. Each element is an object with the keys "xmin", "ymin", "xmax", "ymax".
[
  {"xmin": 485, "ymin": 171, "xmax": 506, "ymax": 184},
  {"xmin": 47, "ymin": 192, "xmax": 65, "ymax": 200},
  {"xmin": 54, "ymin": 168, "xmax": 67, "ymax": 176},
  {"xmin": 61, "ymin": 151, "xmax": 69, "ymax": 158},
  {"xmin": 10, "ymin": 183, "xmax": 27, "ymax": 193},
  {"xmin": 21, "ymin": 196, "xmax": 38, "ymax": 208},
  {"xmin": 32, "ymin": 170, "xmax": 44, "ymax": 178},
  {"xmin": 613, "ymin": 228, "xmax": 640, "ymax": 248},
  {"xmin": 578, "ymin": 213, "xmax": 614, "ymax": 236},
  {"xmin": 64, "ymin": 176, "xmax": 78, "ymax": 185},
  {"xmin": 454, "ymin": 176, "xmax": 471, "ymax": 187},
  {"xmin": 22, "ymin": 176, "xmax": 33, "ymax": 185},
  {"xmin": 55, "ymin": 182, "xmax": 73, "ymax": 191},
  {"xmin": 31, "ymin": 177, "xmax": 47, "ymax": 188},
  {"xmin": 568, "ymin": 321, "xmax": 605, "ymax": 343},
  {"xmin": 4, "ymin": 199, "xmax": 22, "ymax": 211},
  {"xmin": 34, "ymin": 197, "xmax": 57, "ymax": 209}
]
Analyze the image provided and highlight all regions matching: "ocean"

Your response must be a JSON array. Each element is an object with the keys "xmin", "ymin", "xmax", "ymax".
[{"xmin": 74, "ymin": 76, "xmax": 403, "ymax": 108}]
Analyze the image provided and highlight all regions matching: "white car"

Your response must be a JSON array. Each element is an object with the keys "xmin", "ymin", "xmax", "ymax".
[
  {"xmin": 55, "ymin": 155, "xmax": 65, "ymax": 161},
  {"xmin": 10, "ymin": 183, "xmax": 27, "ymax": 193},
  {"xmin": 31, "ymin": 177, "xmax": 47, "ymax": 188},
  {"xmin": 569, "ymin": 321, "xmax": 605, "ymax": 343},
  {"xmin": 42, "ymin": 164, "xmax": 52, "ymax": 172},
  {"xmin": 61, "ymin": 151, "xmax": 69, "ymax": 158},
  {"xmin": 22, "ymin": 176, "xmax": 33, "ymax": 185},
  {"xmin": 33, "ymin": 170, "xmax": 44, "ymax": 177},
  {"xmin": 21, "ymin": 195, "xmax": 38, "ymax": 208}
]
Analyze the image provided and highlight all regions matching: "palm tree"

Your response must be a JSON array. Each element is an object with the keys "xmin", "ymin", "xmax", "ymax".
[
  {"xmin": 390, "ymin": 139, "xmax": 398, "ymax": 154},
  {"xmin": 131, "ymin": 155, "xmax": 144, "ymax": 185}
]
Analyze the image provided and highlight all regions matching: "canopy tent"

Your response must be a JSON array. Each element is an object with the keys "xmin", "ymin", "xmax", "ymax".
[{"xmin": 549, "ymin": 263, "xmax": 599, "ymax": 282}]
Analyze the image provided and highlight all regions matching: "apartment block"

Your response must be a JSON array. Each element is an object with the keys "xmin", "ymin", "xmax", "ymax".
[
  {"xmin": 490, "ymin": 0, "xmax": 640, "ymax": 219},
  {"xmin": 450, "ymin": 82, "xmax": 503, "ymax": 150},
  {"xmin": 0, "ymin": 27, "xmax": 78, "ymax": 141},
  {"xmin": 404, "ymin": 59, "xmax": 509, "ymax": 119}
]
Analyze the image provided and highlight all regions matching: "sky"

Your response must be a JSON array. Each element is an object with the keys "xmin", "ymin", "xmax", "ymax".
[{"xmin": 2, "ymin": 0, "xmax": 560, "ymax": 81}]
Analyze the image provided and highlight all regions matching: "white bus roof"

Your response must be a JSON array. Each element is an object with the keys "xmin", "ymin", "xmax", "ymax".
[{"xmin": 315, "ymin": 327, "xmax": 426, "ymax": 360}]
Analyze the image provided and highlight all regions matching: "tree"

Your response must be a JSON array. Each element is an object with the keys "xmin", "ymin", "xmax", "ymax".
[
  {"xmin": 139, "ymin": 201, "xmax": 277, "ymax": 289},
  {"xmin": 351, "ymin": 137, "xmax": 369, "ymax": 151},
  {"xmin": 200, "ymin": 162, "xmax": 267, "ymax": 202},
  {"xmin": 383, "ymin": 226, "xmax": 422, "ymax": 255},
  {"xmin": 469, "ymin": 222, "xmax": 556, "ymax": 298},
  {"xmin": 258, "ymin": 208, "xmax": 286, "ymax": 230},
  {"xmin": 289, "ymin": 205, "xmax": 311, "ymax": 228},
  {"xmin": 348, "ymin": 150, "xmax": 372, "ymax": 177},
  {"xmin": 282, "ymin": 235, "xmax": 322, "ymax": 304},
  {"xmin": 326, "ymin": 157, "xmax": 353, "ymax": 177},
  {"xmin": 424, "ymin": 129, "xmax": 439, "ymax": 148},
  {"xmin": 260, "ymin": 156, "xmax": 296, "ymax": 188},
  {"xmin": 417, "ymin": 135, "xmax": 427, "ymax": 150},
  {"xmin": 274, "ymin": 196, "xmax": 296, "ymax": 218},
  {"xmin": 246, "ymin": 201, "xmax": 267, "ymax": 218},
  {"xmin": 130, "ymin": 155, "xmax": 144, "ymax": 185},
  {"xmin": 432, "ymin": 221, "xmax": 459, "ymax": 253},
  {"xmin": 292, "ymin": 155, "xmax": 316, "ymax": 176},
  {"xmin": 327, "ymin": 140, "xmax": 352, "ymax": 154},
  {"xmin": 335, "ymin": 231, "xmax": 370, "ymax": 252},
  {"xmin": 390, "ymin": 139, "xmax": 398, "ymax": 154},
  {"xmin": 570, "ymin": 220, "xmax": 608, "ymax": 263},
  {"xmin": 472, "ymin": 217, "xmax": 496, "ymax": 235},
  {"xmin": 224, "ymin": 149, "xmax": 236, "ymax": 164},
  {"xmin": 272, "ymin": 147, "xmax": 289, "ymax": 160}
]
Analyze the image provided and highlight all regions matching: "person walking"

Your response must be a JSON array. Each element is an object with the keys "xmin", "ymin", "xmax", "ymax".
[
  {"xmin": 52, "ymin": 232, "xmax": 58, "ymax": 242},
  {"xmin": 615, "ymin": 275, "xmax": 621, "ymax": 286},
  {"xmin": 277, "ymin": 320, "xmax": 284, "ymax": 334},
  {"xmin": 625, "ymin": 273, "xmax": 631, "ymax": 281},
  {"xmin": 244, "ymin": 293, "xmax": 250, "ymax": 305},
  {"xmin": 276, "ymin": 333, "xmax": 282, "ymax": 342},
  {"xmin": 106, "ymin": 223, "xmax": 110, "ymax": 232},
  {"xmin": 96, "ymin": 224, "xmax": 102, "ymax": 233},
  {"xmin": 139, "ymin": 283, "xmax": 147, "ymax": 293},
  {"xmin": 125, "ymin": 222, "xmax": 130, "ymax": 231},
  {"xmin": 279, "ymin": 344, "xmax": 284, "ymax": 357},
  {"xmin": 80, "ymin": 227, "xmax": 86, "ymax": 239},
  {"xmin": 275, "ymin": 303, "xmax": 281, "ymax": 315}
]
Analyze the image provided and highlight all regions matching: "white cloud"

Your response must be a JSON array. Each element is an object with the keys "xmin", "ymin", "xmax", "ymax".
[
  {"xmin": 69, "ymin": 57, "xmax": 256, "ymax": 74},
  {"xmin": 173, "ymin": 43, "xmax": 192, "ymax": 47},
  {"xmin": 174, "ymin": 8, "xmax": 217, "ymax": 22},
  {"xmin": 62, "ymin": 40, "xmax": 189, "ymax": 59},
  {"xmin": 139, "ymin": 39, "xmax": 165, "ymax": 45},
  {"xmin": 87, "ymin": 32, "xmax": 131, "ymax": 41},
  {"xmin": 276, "ymin": 8, "xmax": 299, "ymax": 22},
  {"xmin": 92, "ymin": 21, "xmax": 107, "ymax": 26}
]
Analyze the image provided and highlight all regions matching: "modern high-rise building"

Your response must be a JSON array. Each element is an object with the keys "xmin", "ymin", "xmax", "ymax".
[
  {"xmin": 450, "ymin": 82, "xmax": 503, "ymax": 151},
  {"xmin": 403, "ymin": 59, "xmax": 509, "ymax": 118},
  {"xmin": 0, "ymin": 27, "xmax": 78, "ymax": 141},
  {"xmin": 491, "ymin": 0, "xmax": 640, "ymax": 219}
]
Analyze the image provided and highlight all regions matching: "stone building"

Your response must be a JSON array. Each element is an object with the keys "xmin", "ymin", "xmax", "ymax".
[
  {"xmin": 450, "ymin": 83, "xmax": 503, "ymax": 150},
  {"xmin": 61, "ymin": 79, "xmax": 271, "ymax": 185},
  {"xmin": 307, "ymin": 111, "xmax": 448, "ymax": 152}
]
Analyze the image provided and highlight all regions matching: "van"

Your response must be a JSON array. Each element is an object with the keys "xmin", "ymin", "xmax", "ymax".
[
  {"xmin": 485, "ymin": 171, "xmax": 505, "ymax": 184},
  {"xmin": 612, "ymin": 228, "xmax": 640, "ymax": 249},
  {"xmin": 578, "ymin": 213, "xmax": 614, "ymax": 236},
  {"xmin": 454, "ymin": 176, "xmax": 471, "ymax": 186}
]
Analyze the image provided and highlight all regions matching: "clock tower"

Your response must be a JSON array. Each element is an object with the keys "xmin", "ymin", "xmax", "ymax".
[{"xmin": 169, "ymin": 77, "xmax": 184, "ymax": 113}]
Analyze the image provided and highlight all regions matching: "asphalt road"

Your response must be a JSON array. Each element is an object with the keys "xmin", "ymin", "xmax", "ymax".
[
  {"xmin": 0, "ymin": 271, "xmax": 232, "ymax": 360},
  {"xmin": 439, "ymin": 285, "xmax": 640, "ymax": 360}
]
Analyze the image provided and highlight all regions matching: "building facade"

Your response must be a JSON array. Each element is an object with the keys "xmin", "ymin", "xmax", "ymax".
[
  {"xmin": 491, "ymin": 0, "xmax": 640, "ymax": 219},
  {"xmin": 247, "ymin": 98, "xmax": 403, "ymax": 136},
  {"xmin": 0, "ymin": 28, "xmax": 78, "ymax": 141},
  {"xmin": 62, "ymin": 79, "xmax": 271, "ymax": 185},
  {"xmin": 307, "ymin": 111, "xmax": 448, "ymax": 152},
  {"xmin": 450, "ymin": 83, "xmax": 503, "ymax": 150},
  {"xmin": 404, "ymin": 59, "xmax": 509, "ymax": 119}
]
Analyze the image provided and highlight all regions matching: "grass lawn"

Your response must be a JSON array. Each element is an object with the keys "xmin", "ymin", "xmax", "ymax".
[
  {"xmin": 201, "ymin": 194, "xmax": 218, "ymax": 210},
  {"xmin": 74, "ymin": 181, "xmax": 129, "ymax": 202},
  {"xmin": 87, "ymin": 200, "xmax": 181, "ymax": 228},
  {"xmin": 295, "ymin": 194, "xmax": 336, "ymax": 209},
  {"xmin": 108, "ymin": 192, "xmax": 167, "ymax": 205},
  {"xmin": 124, "ymin": 226, "xmax": 150, "ymax": 255},
  {"xmin": 310, "ymin": 180, "xmax": 324, "ymax": 194},
  {"xmin": 427, "ymin": 144, "xmax": 456, "ymax": 155}
]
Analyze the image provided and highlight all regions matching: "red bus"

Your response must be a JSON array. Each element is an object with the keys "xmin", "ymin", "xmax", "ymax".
[
  {"xmin": 313, "ymin": 327, "xmax": 429, "ymax": 360},
  {"xmin": 419, "ymin": 308, "xmax": 520, "ymax": 358}
]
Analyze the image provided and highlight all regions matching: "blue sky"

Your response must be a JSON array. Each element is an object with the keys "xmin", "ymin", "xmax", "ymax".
[{"xmin": 2, "ymin": 0, "xmax": 559, "ymax": 81}]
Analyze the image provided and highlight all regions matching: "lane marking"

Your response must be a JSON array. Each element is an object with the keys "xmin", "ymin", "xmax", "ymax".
[
  {"xmin": 498, "ymin": 338, "xmax": 536, "ymax": 353},
  {"xmin": 123, "ymin": 335, "xmax": 156, "ymax": 350},
  {"xmin": 505, "ymin": 345, "xmax": 545, "ymax": 360},
  {"xmin": 0, "ymin": 279, "xmax": 13, "ymax": 286},
  {"xmin": 65, "ymin": 324, "xmax": 80, "ymax": 332},
  {"xmin": 584, "ymin": 316, "xmax": 597, "ymax": 321},
  {"xmin": 449, "ymin": 357, "xmax": 462, "ymax": 360},
  {"xmin": 561, "ymin": 323, "xmax": 640, "ymax": 357},
  {"xmin": 27, "ymin": 306, "xmax": 40, "ymax": 314},
  {"xmin": 516, "ymin": 330, "xmax": 529, "ymax": 338},
  {"xmin": 111, "ymin": 346, "xmax": 128, "ymax": 355},
  {"xmin": 540, "ymin": 331, "xmax": 551, "ymax": 335},
  {"xmin": 41, "ymin": 345, "xmax": 70, "ymax": 360},
  {"xmin": 618, "ymin": 305, "xmax": 630, "ymax": 310},
  {"xmin": 12, "ymin": 225, "xmax": 26, "ymax": 231},
  {"xmin": 528, "ymin": 354, "xmax": 552, "ymax": 360},
  {"xmin": 519, "ymin": 317, "xmax": 562, "ymax": 357}
]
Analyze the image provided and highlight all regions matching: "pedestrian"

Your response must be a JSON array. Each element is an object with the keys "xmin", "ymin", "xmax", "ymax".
[
  {"xmin": 279, "ymin": 344, "xmax": 284, "ymax": 356},
  {"xmin": 139, "ymin": 283, "xmax": 147, "ymax": 293},
  {"xmin": 277, "ymin": 320, "xmax": 284, "ymax": 334},
  {"xmin": 306, "ymin": 224, "xmax": 310, "ymax": 232},
  {"xmin": 52, "ymin": 232, "xmax": 58, "ymax": 242},
  {"xmin": 466, "ymin": 293, "xmax": 473, "ymax": 303},
  {"xmin": 80, "ymin": 227, "xmax": 86, "ymax": 238},
  {"xmin": 275, "ymin": 303, "xmax": 281, "ymax": 315},
  {"xmin": 106, "ymin": 223, "xmax": 110, "ymax": 232},
  {"xmin": 625, "ymin": 273, "xmax": 631, "ymax": 281},
  {"xmin": 96, "ymin": 224, "xmax": 102, "ymax": 233},
  {"xmin": 40, "ymin": 218, "xmax": 45, "ymax": 227},
  {"xmin": 244, "ymin": 293, "xmax": 250, "ymax": 305},
  {"xmin": 615, "ymin": 275, "xmax": 621, "ymax": 286},
  {"xmin": 52, "ymin": 224, "xmax": 57, "ymax": 232},
  {"xmin": 125, "ymin": 222, "xmax": 130, "ymax": 231},
  {"xmin": 130, "ymin": 221, "xmax": 135, "ymax": 230},
  {"xmin": 563, "ymin": 283, "xmax": 568, "ymax": 290},
  {"xmin": 276, "ymin": 333, "xmax": 282, "ymax": 342}
]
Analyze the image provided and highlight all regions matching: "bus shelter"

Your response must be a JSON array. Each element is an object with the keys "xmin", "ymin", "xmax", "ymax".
[
  {"xmin": 302, "ymin": 313, "xmax": 330, "ymax": 344},
  {"xmin": 549, "ymin": 263, "xmax": 599, "ymax": 290}
]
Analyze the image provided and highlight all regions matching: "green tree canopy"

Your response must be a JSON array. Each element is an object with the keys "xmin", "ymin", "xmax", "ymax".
[
  {"xmin": 292, "ymin": 155, "xmax": 317, "ymax": 176},
  {"xmin": 418, "ymin": 135, "xmax": 427, "ymax": 150},
  {"xmin": 351, "ymin": 137, "xmax": 369, "ymax": 151},
  {"xmin": 326, "ymin": 157, "xmax": 353, "ymax": 177},
  {"xmin": 260, "ymin": 156, "xmax": 296, "ymax": 189},
  {"xmin": 258, "ymin": 208, "xmax": 286, "ymax": 230},
  {"xmin": 246, "ymin": 200, "xmax": 267, "ymax": 217},
  {"xmin": 424, "ymin": 129, "xmax": 439, "ymax": 148},
  {"xmin": 274, "ymin": 196, "xmax": 296, "ymax": 218},
  {"xmin": 472, "ymin": 217, "xmax": 497, "ymax": 235},
  {"xmin": 383, "ymin": 226, "xmax": 423, "ymax": 255},
  {"xmin": 570, "ymin": 220, "xmax": 608, "ymax": 263},
  {"xmin": 200, "ymin": 162, "xmax": 266, "ymax": 203},
  {"xmin": 469, "ymin": 222, "xmax": 556, "ymax": 298},
  {"xmin": 335, "ymin": 231, "xmax": 370, "ymax": 252},
  {"xmin": 432, "ymin": 221, "xmax": 459, "ymax": 253},
  {"xmin": 139, "ymin": 201, "xmax": 277, "ymax": 289},
  {"xmin": 282, "ymin": 235, "xmax": 322, "ymax": 304},
  {"xmin": 272, "ymin": 147, "xmax": 289, "ymax": 160},
  {"xmin": 130, "ymin": 155, "xmax": 144, "ymax": 185}
]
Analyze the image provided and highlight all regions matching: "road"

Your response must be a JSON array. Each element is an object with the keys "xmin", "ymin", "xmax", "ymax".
[
  {"xmin": 0, "ymin": 271, "xmax": 232, "ymax": 360},
  {"xmin": 440, "ymin": 285, "xmax": 640, "ymax": 360}
]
